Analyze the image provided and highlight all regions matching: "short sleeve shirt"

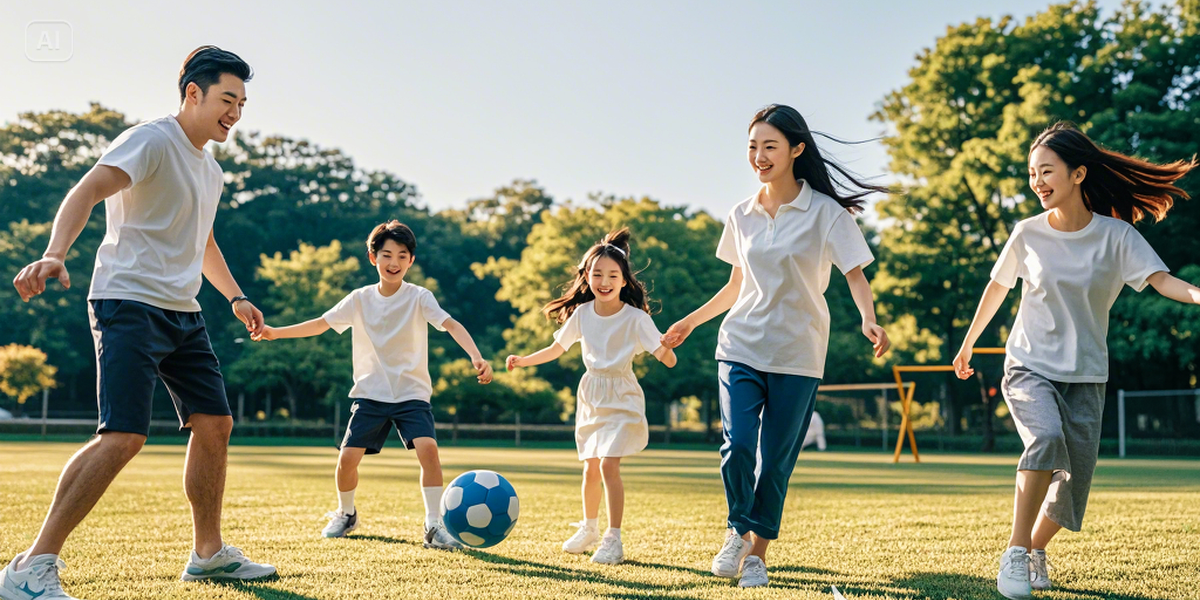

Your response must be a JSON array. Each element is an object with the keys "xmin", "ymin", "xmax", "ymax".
[
  {"xmin": 991, "ymin": 212, "xmax": 1168, "ymax": 382},
  {"xmin": 714, "ymin": 180, "xmax": 873, "ymax": 378},
  {"xmin": 553, "ymin": 302, "xmax": 663, "ymax": 374},
  {"xmin": 323, "ymin": 283, "xmax": 451, "ymax": 403},
  {"xmin": 89, "ymin": 116, "xmax": 224, "ymax": 312}
]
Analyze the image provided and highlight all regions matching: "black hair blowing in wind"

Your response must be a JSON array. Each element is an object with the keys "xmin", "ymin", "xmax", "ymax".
[
  {"xmin": 542, "ymin": 228, "xmax": 651, "ymax": 323},
  {"xmin": 750, "ymin": 104, "xmax": 891, "ymax": 213}
]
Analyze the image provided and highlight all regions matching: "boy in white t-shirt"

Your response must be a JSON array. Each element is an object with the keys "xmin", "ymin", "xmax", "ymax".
[{"xmin": 254, "ymin": 220, "xmax": 493, "ymax": 548}]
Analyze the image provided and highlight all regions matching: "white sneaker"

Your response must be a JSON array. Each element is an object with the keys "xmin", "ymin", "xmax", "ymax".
[
  {"xmin": 738, "ymin": 555, "xmax": 768, "ymax": 588},
  {"xmin": 711, "ymin": 529, "xmax": 750, "ymax": 578},
  {"xmin": 590, "ymin": 533, "xmax": 623, "ymax": 565},
  {"xmin": 1029, "ymin": 549, "xmax": 1051, "ymax": 591},
  {"xmin": 0, "ymin": 553, "xmax": 79, "ymax": 600},
  {"xmin": 321, "ymin": 510, "xmax": 358, "ymax": 538},
  {"xmin": 424, "ymin": 522, "xmax": 463, "ymax": 550},
  {"xmin": 562, "ymin": 522, "xmax": 600, "ymax": 554},
  {"xmin": 997, "ymin": 546, "xmax": 1033, "ymax": 600},
  {"xmin": 180, "ymin": 545, "xmax": 276, "ymax": 581}
]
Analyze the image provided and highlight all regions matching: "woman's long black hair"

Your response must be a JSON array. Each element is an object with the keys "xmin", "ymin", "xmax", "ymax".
[
  {"xmin": 1031, "ymin": 122, "xmax": 1196, "ymax": 223},
  {"xmin": 750, "ymin": 104, "xmax": 891, "ymax": 213}
]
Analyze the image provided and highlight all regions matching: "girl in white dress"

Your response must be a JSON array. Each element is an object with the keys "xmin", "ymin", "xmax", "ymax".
[{"xmin": 507, "ymin": 228, "xmax": 676, "ymax": 565}]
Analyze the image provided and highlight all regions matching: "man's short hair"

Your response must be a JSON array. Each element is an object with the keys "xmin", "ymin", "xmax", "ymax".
[{"xmin": 178, "ymin": 46, "xmax": 253, "ymax": 102}]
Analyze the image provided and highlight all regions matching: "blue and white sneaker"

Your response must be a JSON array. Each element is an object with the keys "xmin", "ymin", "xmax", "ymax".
[
  {"xmin": 322, "ymin": 510, "xmax": 358, "ymax": 538},
  {"xmin": 0, "ymin": 553, "xmax": 78, "ymax": 600},
  {"xmin": 180, "ymin": 545, "xmax": 276, "ymax": 582}
]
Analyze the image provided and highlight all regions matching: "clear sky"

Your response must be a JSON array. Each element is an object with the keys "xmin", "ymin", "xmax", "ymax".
[{"xmin": 4, "ymin": 0, "xmax": 1119, "ymax": 218}]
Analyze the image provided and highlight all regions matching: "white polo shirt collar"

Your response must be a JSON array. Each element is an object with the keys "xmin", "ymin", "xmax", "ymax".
[{"xmin": 744, "ymin": 179, "xmax": 814, "ymax": 216}]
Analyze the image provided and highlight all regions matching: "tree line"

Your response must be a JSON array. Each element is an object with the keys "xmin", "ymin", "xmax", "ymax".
[{"xmin": 2, "ymin": 1, "xmax": 1197, "ymax": 442}]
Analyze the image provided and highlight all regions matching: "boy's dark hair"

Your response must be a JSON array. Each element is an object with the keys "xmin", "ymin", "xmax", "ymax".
[
  {"xmin": 178, "ymin": 45, "xmax": 253, "ymax": 103},
  {"xmin": 367, "ymin": 220, "xmax": 417, "ymax": 256}
]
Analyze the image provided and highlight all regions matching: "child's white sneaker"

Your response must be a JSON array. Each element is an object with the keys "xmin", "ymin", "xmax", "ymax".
[
  {"xmin": 423, "ymin": 521, "xmax": 463, "ymax": 550},
  {"xmin": 0, "ymin": 553, "xmax": 78, "ymax": 600},
  {"xmin": 711, "ymin": 529, "xmax": 750, "ymax": 577},
  {"xmin": 180, "ymin": 544, "xmax": 276, "ymax": 581},
  {"xmin": 562, "ymin": 522, "xmax": 600, "ymax": 554},
  {"xmin": 996, "ymin": 546, "xmax": 1033, "ymax": 600},
  {"xmin": 738, "ymin": 555, "xmax": 769, "ymax": 588},
  {"xmin": 1029, "ymin": 549, "xmax": 1051, "ymax": 591},
  {"xmin": 590, "ymin": 533, "xmax": 623, "ymax": 565},
  {"xmin": 321, "ymin": 510, "xmax": 358, "ymax": 538}
]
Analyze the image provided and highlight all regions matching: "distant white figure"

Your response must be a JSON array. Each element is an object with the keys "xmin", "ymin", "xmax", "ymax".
[{"xmin": 802, "ymin": 411, "xmax": 826, "ymax": 451}]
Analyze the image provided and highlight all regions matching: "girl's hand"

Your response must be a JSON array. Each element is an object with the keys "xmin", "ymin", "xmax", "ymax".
[
  {"xmin": 661, "ymin": 318, "xmax": 694, "ymax": 349},
  {"xmin": 505, "ymin": 355, "xmax": 523, "ymax": 371},
  {"xmin": 953, "ymin": 347, "xmax": 974, "ymax": 380},
  {"xmin": 251, "ymin": 325, "xmax": 277, "ymax": 342},
  {"xmin": 473, "ymin": 358, "xmax": 494, "ymax": 384},
  {"xmin": 862, "ymin": 322, "xmax": 890, "ymax": 358}
]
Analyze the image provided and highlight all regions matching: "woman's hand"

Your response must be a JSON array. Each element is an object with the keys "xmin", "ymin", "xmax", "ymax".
[
  {"xmin": 862, "ymin": 322, "xmax": 890, "ymax": 358},
  {"xmin": 953, "ymin": 347, "xmax": 974, "ymax": 380},
  {"xmin": 661, "ymin": 318, "xmax": 695, "ymax": 349}
]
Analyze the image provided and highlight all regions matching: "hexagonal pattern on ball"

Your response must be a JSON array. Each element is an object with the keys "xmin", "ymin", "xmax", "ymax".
[
  {"xmin": 473, "ymin": 470, "xmax": 500, "ymax": 489},
  {"xmin": 466, "ymin": 504, "xmax": 493, "ymax": 529},
  {"xmin": 441, "ymin": 470, "xmax": 520, "ymax": 548}
]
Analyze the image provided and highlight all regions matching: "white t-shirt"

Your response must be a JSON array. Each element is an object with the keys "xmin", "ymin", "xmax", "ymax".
[
  {"xmin": 323, "ymin": 283, "xmax": 451, "ymax": 403},
  {"xmin": 991, "ymin": 212, "xmax": 1168, "ymax": 382},
  {"xmin": 715, "ymin": 181, "xmax": 874, "ymax": 378},
  {"xmin": 553, "ymin": 302, "xmax": 663, "ymax": 374},
  {"xmin": 89, "ymin": 116, "xmax": 224, "ymax": 312}
]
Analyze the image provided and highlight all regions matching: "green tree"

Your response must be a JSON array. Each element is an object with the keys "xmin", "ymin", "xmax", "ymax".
[
  {"xmin": 0, "ymin": 106, "xmax": 133, "ymax": 408},
  {"xmin": 0, "ymin": 344, "xmax": 57, "ymax": 413},
  {"xmin": 478, "ymin": 195, "xmax": 728, "ymax": 433},
  {"xmin": 227, "ymin": 242, "xmax": 362, "ymax": 419},
  {"xmin": 873, "ymin": 0, "xmax": 1200, "ymax": 441}
]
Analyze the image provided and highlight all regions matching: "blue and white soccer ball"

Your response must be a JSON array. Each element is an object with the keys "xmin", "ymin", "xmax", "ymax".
[{"xmin": 440, "ymin": 470, "xmax": 519, "ymax": 548}]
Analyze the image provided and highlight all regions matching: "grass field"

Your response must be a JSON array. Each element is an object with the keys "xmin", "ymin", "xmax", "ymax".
[{"xmin": 1, "ymin": 442, "xmax": 1198, "ymax": 600}]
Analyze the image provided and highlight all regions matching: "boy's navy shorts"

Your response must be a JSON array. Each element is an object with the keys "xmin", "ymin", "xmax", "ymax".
[
  {"xmin": 339, "ymin": 399, "xmax": 436, "ymax": 454},
  {"xmin": 89, "ymin": 299, "xmax": 232, "ymax": 437}
]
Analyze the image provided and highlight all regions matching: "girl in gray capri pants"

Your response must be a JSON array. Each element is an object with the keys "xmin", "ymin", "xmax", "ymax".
[{"xmin": 954, "ymin": 122, "xmax": 1199, "ymax": 600}]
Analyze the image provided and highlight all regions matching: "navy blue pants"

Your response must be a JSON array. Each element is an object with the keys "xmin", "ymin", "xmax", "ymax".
[{"xmin": 719, "ymin": 360, "xmax": 820, "ymax": 540}]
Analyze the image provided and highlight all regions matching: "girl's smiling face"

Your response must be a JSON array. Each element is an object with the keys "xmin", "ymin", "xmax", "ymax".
[
  {"xmin": 1029, "ymin": 145, "xmax": 1086, "ymax": 211},
  {"xmin": 588, "ymin": 255, "xmax": 626, "ymax": 303},
  {"xmin": 748, "ymin": 121, "xmax": 804, "ymax": 184}
]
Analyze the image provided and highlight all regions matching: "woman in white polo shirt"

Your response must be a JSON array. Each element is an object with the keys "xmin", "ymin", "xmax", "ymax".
[
  {"xmin": 661, "ymin": 104, "xmax": 891, "ymax": 588},
  {"xmin": 954, "ymin": 122, "xmax": 1198, "ymax": 600}
]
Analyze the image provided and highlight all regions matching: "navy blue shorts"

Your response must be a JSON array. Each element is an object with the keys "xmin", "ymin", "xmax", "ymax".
[
  {"xmin": 339, "ymin": 399, "xmax": 436, "ymax": 454},
  {"xmin": 90, "ymin": 299, "xmax": 231, "ymax": 437}
]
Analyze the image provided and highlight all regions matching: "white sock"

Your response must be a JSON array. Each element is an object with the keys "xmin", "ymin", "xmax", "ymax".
[
  {"xmin": 422, "ymin": 486, "xmax": 443, "ymax": 527},
  {"xmin": 606, "ymin": 527, "xmax": 621, "ymax": 538},
  {"xmin": 584, "ymin": 517, "xmax": 599, "ymax": 529},
  {"xmin": 338, "ymin": 489, "xmax": 355, "ymax": 515}
]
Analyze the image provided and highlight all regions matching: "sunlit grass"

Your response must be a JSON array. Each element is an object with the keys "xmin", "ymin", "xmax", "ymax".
[{"xmin": 2, "ymin": 442, "xmax": 1197, "ymax": 599}]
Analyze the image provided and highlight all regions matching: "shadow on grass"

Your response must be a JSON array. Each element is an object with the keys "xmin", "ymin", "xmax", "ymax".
[
  {"xmin": 826, "ymin": 571, "xmax": 1179, "ymax": 600},
  {"xmin": 207, "ymin": 574, "xmax": 323, "ymax": 600},
  {"xmin": 462, "ymin": 549, "xmax": 718, "ymax": 599},
  {"xmin": 347, "ymin": 533, "xmax": 412, "ymax": 545}
]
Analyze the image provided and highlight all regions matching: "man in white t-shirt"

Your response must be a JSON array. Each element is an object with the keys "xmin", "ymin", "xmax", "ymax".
[{"xmin": 6, "ymin": 46, "xmax": 275, "ymax": 600}]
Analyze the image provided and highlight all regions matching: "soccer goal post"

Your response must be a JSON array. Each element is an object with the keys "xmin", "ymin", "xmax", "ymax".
[
  {"xmin": 1116, "ymin": 388, "xmax": 1200, "ymax": 458},
  {"xmin": 890, "ymin": 347, "xmax": 1006, "ymax": 464}
]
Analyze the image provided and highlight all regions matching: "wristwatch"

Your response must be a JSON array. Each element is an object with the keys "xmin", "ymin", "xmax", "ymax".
[{"xmin": 229, "ymin": 295, "xmax": 250, "ymax": 305}]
